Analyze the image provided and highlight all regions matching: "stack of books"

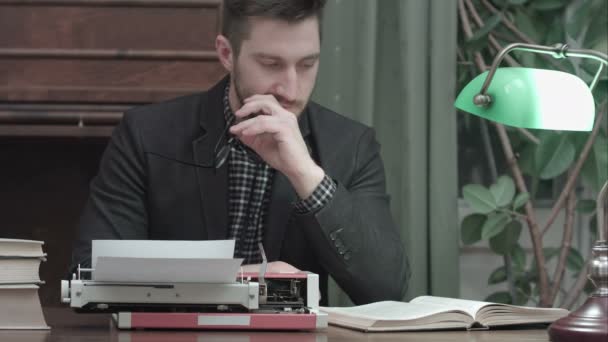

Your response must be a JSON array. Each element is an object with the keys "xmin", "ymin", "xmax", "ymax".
[{"xmin": 0, "ymin": 238, "xmax": 49, "ymax": 329}]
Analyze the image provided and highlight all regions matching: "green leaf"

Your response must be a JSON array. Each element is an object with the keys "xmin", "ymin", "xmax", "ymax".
[
  {"xmin": 568, "ymin": 132, "xmax": 589, "ymax": 156},
  {"xmin": 508, "ymin": 0, "xmax": 528, "ymax": 5},
  {"xmin": 581, "ymin": 132, "xmax": 608, "ymax": 192},
  {"xmin": 518, "ymin": 143, "xmax": 538, "ymax": 177},
  {"xmin": 512, "ymin": 192, "xmax": 530, "ymax": 210},
  {"xmin": 576, "ymin": 199, "xmax": 596, "ymax": 214},
  {"xmin": 584, "ymin": 278, "xmax": 595, "ymax": 294},
  {"xmin": 490, "ymin": 175, "xmax": 516, "ymax": 207},
  {"xmin": 528, "ymin": 247, "xmax": 559, "ymax": 282},
  {"xmin": 513, "ymin": 10, "xmax": 539, "ymax": 58},
  {"xmin": 481, "ymin": 212, "xmax": 511, "ymax": 240},
  {"xmin": 461, "ymin": 214, "xmax": 486, "ymax": 245},
  {"xmin": 511, "ymin": 244, "xmax": 527, "ymax": 270},
  {"xmin": 566, "ymin": 248, "xmax": 585, "ymax": 273},
  {"xmin": 530, "ymin": 0, "xmax": 568, "ymax": 11},
  {"xmin": 466, "ymin": 13, "xmax": 502, "ymax": 45},
  {"xmin": 590, "ymin": 215, "xmax": 597, "ymax": 241},
  {"xmin": 462, "ymin": 36, "xmax": 490, "ymax": 53},
  {"xmin": 542, "ymin": 16, "xmax": 565, "ymax": 46},
  {"xmin": 543, "ymin": 247, "xmax": 560, "ymax": 261},
  {"xmin": 484, "ymin": 291, "xmax": 512, "ymax": 304},
  {"xmin": 566, "ymin": 0, "xmax": 594, "ymax": 40},
  {"xmin": 490, "ymin": 220, "xmax": 523, "ymax": 255},
  {"xmin": 488, "ymin": 266, "xmax": 507, "ymax": 285},
  {"xmin": 535, "ymin": 133, "xmax": 576, "ymax": 179},
  {"xmin": 513, "ymin": 278, "xmax": 532, "ymax": 305},
  {"xmin": 463, "ymin": 184, "xmax": 498, "ymax": 214}
]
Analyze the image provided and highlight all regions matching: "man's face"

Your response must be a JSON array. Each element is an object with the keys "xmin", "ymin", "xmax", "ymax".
[{"xmin": 230, "ymin": 16, "xmax": 321, "ymax": 116}]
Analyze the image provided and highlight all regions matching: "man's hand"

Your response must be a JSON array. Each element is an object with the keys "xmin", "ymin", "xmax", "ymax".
[
  {"xmin": 240, "ymin": 261, "xmax": 301, "ymax": 274},
  {"xmin": 229, "ymin": 94, "xmax": 325, "ymax": 199}
]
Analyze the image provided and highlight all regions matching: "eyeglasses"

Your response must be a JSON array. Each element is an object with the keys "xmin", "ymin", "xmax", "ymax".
[{"xmin": 213, "ymin": 116, "xmax": 263, "ymax": 169}]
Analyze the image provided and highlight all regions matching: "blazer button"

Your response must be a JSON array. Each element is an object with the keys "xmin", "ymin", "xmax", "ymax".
[
  {"xmin": 334, "ymin": 238, "xmax": 344, "ymax": 248},
  {"xmin": 329, "ymin": 228, "xmax": 343, "ymax": 241}
]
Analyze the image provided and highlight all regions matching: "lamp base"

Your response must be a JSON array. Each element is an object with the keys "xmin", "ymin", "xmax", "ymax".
[{"xmin": 548, "ymin": 296, "xmax": 608, "ymax": 342}]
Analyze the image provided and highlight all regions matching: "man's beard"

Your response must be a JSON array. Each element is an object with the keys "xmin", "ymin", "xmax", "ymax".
[{"xmin": 232, "ymin": 65, "xmax": 308, "ymax": 117}]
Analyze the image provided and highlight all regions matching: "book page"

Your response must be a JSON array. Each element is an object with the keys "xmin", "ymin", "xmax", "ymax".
[
  {"xmin": 0, "ymin": 258, "xmax": 42, "ymax": 283},
  {"xmin": 476, "ymin": 303, "xmax": 569, "ymax": 326},
  {"xmin": 411, "ymin": 296, "xmax": 490, "ymax": 318},
  {"xmin": 412, "ymin": 296, "xmax": 569, "ymax": 326},
  {"xmin": 321, "ymin": 300, "xmax": 470, "ymax": 321}
]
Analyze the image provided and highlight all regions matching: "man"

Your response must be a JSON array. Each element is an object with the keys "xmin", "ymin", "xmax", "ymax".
[{"xmin": 72, "ymin": 0, "xmax": 409, "ymax": 305}]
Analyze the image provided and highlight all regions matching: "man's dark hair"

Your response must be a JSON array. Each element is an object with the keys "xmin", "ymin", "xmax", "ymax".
[{"xmin": 221, "ymin": 0, "xmax": 326, "ymax": 56}]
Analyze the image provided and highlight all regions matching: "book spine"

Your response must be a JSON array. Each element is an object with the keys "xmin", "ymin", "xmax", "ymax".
[{"xmin": 466, "ymin": 322, "xmax": 489, "ymax": 331}]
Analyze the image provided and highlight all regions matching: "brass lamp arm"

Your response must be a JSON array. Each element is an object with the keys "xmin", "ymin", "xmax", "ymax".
[{"xmin": 474, "ymin": 43, "xmax": 608, "ymax": 107}]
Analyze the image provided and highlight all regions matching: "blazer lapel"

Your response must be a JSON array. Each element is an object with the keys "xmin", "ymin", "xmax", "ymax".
[
  {"xmin": 193, "ymin": 77, "xmax": 229, "ymax": 240},
  {"xmin": 264, "ymin": 109, "xmax": 313, "ymax": 261}
]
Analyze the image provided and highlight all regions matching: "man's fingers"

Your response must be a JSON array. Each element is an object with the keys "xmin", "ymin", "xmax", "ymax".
[
  {"xmin": 231, "ymin": 114, "xmax": 270, "ymax": 133},
  {"xmin": 239, "ymin": 116, "xmax": 282, "ymax": 136},
  {"xmin": 235, "ymin": 100, "xmax": 276, "ymax": 118},
  {"xmin": 244, "ymin": 94, "xmax": 277, "ymax": 104}
]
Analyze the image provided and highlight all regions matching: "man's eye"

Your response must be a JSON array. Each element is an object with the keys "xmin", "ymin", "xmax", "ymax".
[
  {"xmin": 262, "ymin": 61, "xmax": 280, "ymax": 69},
  {"xmin": 299, "ymin": 60, "xmax": 317, "ymax": 69}
]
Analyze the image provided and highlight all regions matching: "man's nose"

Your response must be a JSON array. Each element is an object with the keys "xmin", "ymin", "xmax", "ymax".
[{"xmin": 275, "ymin": 67, "xmax": 297, "ymax": 103}]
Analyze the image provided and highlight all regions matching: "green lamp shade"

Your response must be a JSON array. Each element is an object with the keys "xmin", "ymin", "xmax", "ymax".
[{"xmin": 455, "ymin": 67, "xmax": 595, "ymax": 131}]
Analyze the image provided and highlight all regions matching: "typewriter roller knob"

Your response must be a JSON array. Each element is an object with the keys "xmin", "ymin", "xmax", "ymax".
[{"xmin": 60, "ymin": 280, "xmax": 71, "ymax": 304}]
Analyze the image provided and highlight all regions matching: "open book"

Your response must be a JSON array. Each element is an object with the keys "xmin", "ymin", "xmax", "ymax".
[{"xmin": 320, "ymin": 296, "xmax": 569, "ymax": 332}]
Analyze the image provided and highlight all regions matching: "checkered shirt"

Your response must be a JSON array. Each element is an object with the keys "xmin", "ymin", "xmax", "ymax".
[{"xmin": 223, "ymin": 84, "xmax": 336, "ymax": 264}]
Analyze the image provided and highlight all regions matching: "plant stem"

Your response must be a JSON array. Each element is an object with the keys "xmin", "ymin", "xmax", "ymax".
[
  {"xmin": 530, "ymin": 176, "xmax": 539, "ymax": 202},
  {"xmin": 517, "ymin": 128, "xmax": 540, "ymax": 145},
  {"xmin": 560, "ymin": 260, "xmax": 591, "ymax": 309},
  {"xmin": 461, "ymin": 0, "xmax": 520, "ymax": 302},
  {"xmin": 458, "ymin": 0, "xmax": 488, "ymax": 71},
  {"xmin": 541, "ymin": 104, "xmax": 606, "ymax": 236},
  {"xmin": 479, "ymin": 0, "xmax": 565, "ymax": 71},
  {"xmin": 464, "ymin": 1, "xmax": 541, "ymax": 149},
  {"xmin": 500, "ymin": 209, "xmax": 526, "ymax": 219},
  {"xmin": 503, "ymin": 253, "xmax": 517, "ymax": 302},
  {"xmin": 493, "ymin": 122, "xmax": 551, "ymax": 306},
  {"xmin": 480, "ymin": 119, "xmax": 498, "ymax": 180},
  {"xmin": 549, "ymin": 188, "xmax": 576, "ymax": 304},
  {"xmin": 458, "ymin": 0, "xmax": 550, "ymax": 306},
  {"xmin": 464, "ymin": 0, "xmax": 520, "ymax": 67}
]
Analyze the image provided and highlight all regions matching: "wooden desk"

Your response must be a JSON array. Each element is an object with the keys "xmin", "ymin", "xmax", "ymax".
[{"xmin": 0, "ymin": 307, "xmax": 552, "ymax": 342}]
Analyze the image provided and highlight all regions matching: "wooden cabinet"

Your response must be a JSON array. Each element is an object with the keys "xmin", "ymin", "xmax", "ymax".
[
  {"xmin": 0, "ymin": 0, "xmax": 224, "ymax": 306},
  {"xmin": 0, "ymin": 0, "xmax": 225, "ymax": 137}
]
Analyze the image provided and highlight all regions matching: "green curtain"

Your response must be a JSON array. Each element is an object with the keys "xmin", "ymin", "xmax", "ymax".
[{"xmin": 312, "ymin": 0, "xmax": 460, "ymax": 306}]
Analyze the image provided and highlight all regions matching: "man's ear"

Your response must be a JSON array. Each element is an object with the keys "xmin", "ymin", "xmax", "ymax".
[{"xmin": 215, "ymin": 35, "xmax": 234, "ymax": 72}]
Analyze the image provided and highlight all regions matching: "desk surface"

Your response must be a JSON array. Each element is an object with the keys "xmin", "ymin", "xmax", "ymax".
[{"xmin": 0, "ymin": 307, "xmax": 552, "ymax": 342}]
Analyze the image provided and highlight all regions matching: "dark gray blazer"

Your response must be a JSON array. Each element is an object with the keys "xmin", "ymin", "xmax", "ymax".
[{"xmin": 72, "ymin": 77, "xmax": 410, "ymax": 305}]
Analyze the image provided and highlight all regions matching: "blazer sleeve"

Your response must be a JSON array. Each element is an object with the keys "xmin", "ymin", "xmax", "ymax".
[
  {"xmin": 70, "ymin": 112, "xmax": 148, "ymax": 271},
  {"xmin": 294, "ymin": 128, "xmax": 410, "ymax": 305}
]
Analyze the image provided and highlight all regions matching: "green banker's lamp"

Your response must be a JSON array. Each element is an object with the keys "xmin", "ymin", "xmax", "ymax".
[{"xmin": 455, "ymin": 43, "xmax": 607, "ymax": 342}]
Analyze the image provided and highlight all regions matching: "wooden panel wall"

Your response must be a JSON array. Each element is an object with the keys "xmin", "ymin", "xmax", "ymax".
[
  {"xmin": 0, "ymin": 0, "xmax": 224, "ymax": 306},
  {"xmin": 0, "ymin": 0, "xmax": 225, "ymax": 136}
]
